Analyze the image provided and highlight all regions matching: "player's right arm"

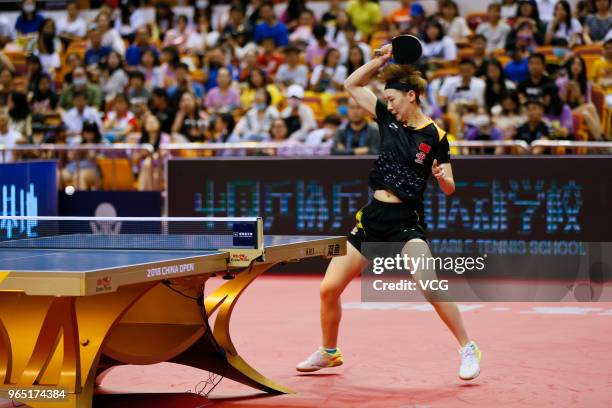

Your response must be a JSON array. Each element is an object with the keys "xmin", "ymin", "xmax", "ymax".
[{"xmin": 343, "ymin": 44, "xmax": 392, "ymax": 118}]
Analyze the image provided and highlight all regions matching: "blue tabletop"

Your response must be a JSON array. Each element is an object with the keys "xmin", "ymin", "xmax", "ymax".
[
  {"xmin": 0, "ymin": 235, "xmax": 338, "ymax": 273},
  {"xmin": 0, "ymin": 249, "xmax": 222, "ymax": 272}
]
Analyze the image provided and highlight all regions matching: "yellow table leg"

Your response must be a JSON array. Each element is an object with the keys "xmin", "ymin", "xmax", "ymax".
[{"xmin": 0, "ymin": 282, "xmax": 157, "ymax": 407}]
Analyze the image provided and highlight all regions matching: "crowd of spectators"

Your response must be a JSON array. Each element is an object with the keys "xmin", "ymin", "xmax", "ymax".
[{"xmin": 0, "ymin": 0, "xmax": 610, "ymax": 188}]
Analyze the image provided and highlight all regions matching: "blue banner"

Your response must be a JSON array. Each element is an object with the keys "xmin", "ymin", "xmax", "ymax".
[{"xmin": 0, "ymin": 160, "xmax": 58, "ymax": 239}]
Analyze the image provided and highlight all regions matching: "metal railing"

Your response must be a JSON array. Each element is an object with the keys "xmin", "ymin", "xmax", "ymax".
[
  {"xmin": 530, "ymin": 140, "xmax": 612, "ymax": 153},
  {"xmin": 1, "ymin": 140, "xmax": 611, "ymax": 191},
  {"xmin": 451, "ymin": 140, "xmax": 531, "ymax": 154},
  {"xmin": 159, "ymin": 142, "xmax": 333, "ymax": 157}
]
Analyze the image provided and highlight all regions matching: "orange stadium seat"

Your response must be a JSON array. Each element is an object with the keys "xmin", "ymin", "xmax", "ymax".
[
  {"xmin": 492, "ymin": 48, "xmax": 506, "ymax": 57},
  {"xmin": 571, "ymin": 112, "xmax": 589, "ymax": 153},
  {"xmin": 5, "ymin": 50, "xmax": 27, "ymax": 75},
  {"xmin": 534, "ymin": 46, "xmax": 555, "ymax": 58},
  {"xmin": 429, "ymin": 67, "xmax": 459, "ymax": 81},
  {"xmin": 458, "ymin": 47, "xmax": 475, "ymax": 61},
  {"xmin": 590, "ymin": 86, "xmax": 611, "ymax": 138},
  {"xmin": 497, "ymin": 55, "xmax": 511, "ymax": 66},
  {"xmin": 65, "ymin": 40, "xmax": 87, "ymax": 60},
  {"xmin": 97, "ymin": 158, "xmax": 136, "ymax": 190},
  {"xmin": 324, "ymin": 92, "xmax": 350, "ymax": 117},
  {"xmin": 369, "ymin": 31, "xmax": 390, "ymax": 52},
  {"xmin": 591, "ymin": 86, "xmax": 605, "ymax": 119},
  {"xmin": 302, "ymin": 91, "xmax": 325, "ymax": 122},
  {"xmin": 574, "ymin": 44, "xmax": 604, "ymax": 56},
  {"xmin": 582, "ymin": 54, "xmax": 602, "ymax": 78}
]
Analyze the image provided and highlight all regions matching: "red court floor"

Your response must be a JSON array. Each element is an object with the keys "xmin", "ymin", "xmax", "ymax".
[{"xmin": 5, "ymin": 276, "xmax": 612, "ymax": 408}]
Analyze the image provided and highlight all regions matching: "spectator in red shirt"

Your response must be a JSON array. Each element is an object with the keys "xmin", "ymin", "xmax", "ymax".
[
  {"xmin": 102, "ymin": 93, "xmax": 139, "ymax": 143},
  {"xmin": 256, "ymin": 37, "xmax": 285, "ymax": 76}
]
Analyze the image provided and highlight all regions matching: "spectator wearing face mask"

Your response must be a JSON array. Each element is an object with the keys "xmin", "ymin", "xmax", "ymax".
[
  {"xmin": 281, "ymin": 84, "xmax": 317, "ymax": 141},
  {"xmin": 15, "ymin": 0, "xmax": 44, "ymax": 38},
  {"xmin": 59, "ymin": 66, "xmax": 103, "ymax": 110},
  {"xmin": 230, "ymin": 89, "xmax": 279, "ymax": 142}
]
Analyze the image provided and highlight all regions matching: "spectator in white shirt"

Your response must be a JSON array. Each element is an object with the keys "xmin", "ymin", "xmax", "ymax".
[
  {"xmin": 310, "ymin": 48, "xmax": 347, "ymax": 94},
  {"xmin": 97, "ymin": 12, "xmax": 126, "ymax": 55},
  {"xmin": 164, "ymin": 15, "xmax": 193, "ymax": 54},
  {"xmin": 230, "ymin": 89, "xmax": 280, "ymax": 141},
  {"xmin": 339, "ymin": 24, "xmax": 371, "ymax": 65},
  {"xmin": 438, "ymin": 0, "xmax": 470, "ymax": 43},
  {"xmin": 0, "ymin": 17, "xmax": 15, "ymax": 48},
  {"xmin": 0, "ymin": 109, "xmax": 23, "ymax": 163},
  {"xmin": 281, "ymin": 84, "xmax": 317, "ymax": 141},
  {"xmin": 438, "ymin": 59, "xmax": 486, "ymax": 115},
  {"xmin": 26, "ymin": 19, "xmax": 61, "ymax": 75},
  {"xmin": 57, "ymin": 1, "xmax": 86, "ymax": 46},
  {"xmin": 421, "ymin": 19, "xmax": 457, "ymax": 66},
  {"xmin": 304, "ymin": 114, "xmax": 341, "ymax": 146},
  {"xmin": 101, "ymin": 51, "xmax": 129, "ymax": 102},
  {"xmin": 545, "ymin": 0, "xmax": 584, "ymax": 47},
  {"xmin": 114, "ymin": 0, "xmax": 147, "ymax": 41},
  {"xmin": 289, "ymin": 9, "xmax": 316, "ymax": 46},
  {"xmin": 535, "ymin": 0, "xmax": 556, "ymax": 25},
  {"xmin": 186, "ymin": 10, "xmax": 220, "ymax": 56},
  {"xmin": 62, "ymin": 89, "xmax": 103, "ymax": 143},
  {"xmin": 501, "ymin": 0, "xmax": 518, "ymax": 21},
  {"xmin": 275, "ymin": 44, "xmax": 309, "ymax": 90},
  {"xmin": 476, "ymin": 3, "xmax": 512, "ymax": 52}
]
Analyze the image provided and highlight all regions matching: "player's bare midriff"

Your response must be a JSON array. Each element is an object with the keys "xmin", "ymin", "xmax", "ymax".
[{"xmin": 373, "ymin": 189, "xmax": 403, "ymax": 203}]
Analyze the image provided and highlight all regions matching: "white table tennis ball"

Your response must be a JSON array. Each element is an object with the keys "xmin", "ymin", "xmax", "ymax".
[{"xmin": 65, "ymin": 185, "xmax": 76, "ymax": 195}]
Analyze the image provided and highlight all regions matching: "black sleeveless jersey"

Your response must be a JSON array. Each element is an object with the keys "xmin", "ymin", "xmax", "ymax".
[{"xmin": 368, "ymin": 100, "xmax": 451, "ymax": 207}]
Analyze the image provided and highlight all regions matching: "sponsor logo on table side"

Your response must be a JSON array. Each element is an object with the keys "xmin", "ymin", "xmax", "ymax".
[{"xmin": 95, "ymin": 276, "xmax": 112, "ymax": 292}]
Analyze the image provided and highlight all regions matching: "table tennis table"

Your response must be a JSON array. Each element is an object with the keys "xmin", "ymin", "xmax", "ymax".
[{"xmin": 0, "ymin": 216, "xmax": 346, "ymax": 408}]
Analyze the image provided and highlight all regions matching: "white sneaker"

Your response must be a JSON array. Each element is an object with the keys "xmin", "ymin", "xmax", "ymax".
[
  {"xmin": 459, "ymin": 341, "xmax": 482, "ymax": 380},
  {"xmin": 296, "ymin": 347, "xmax": 343, "ymax": 372}
]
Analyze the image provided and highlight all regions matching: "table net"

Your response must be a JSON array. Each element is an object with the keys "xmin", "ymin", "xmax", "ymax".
[{"xmin": 0, "ymin": 216, "xmax": 262, "ymax": 251}]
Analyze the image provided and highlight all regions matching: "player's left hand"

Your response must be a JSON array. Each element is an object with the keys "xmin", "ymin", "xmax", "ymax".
[{"xmin": 432, "ymin": 159, "xmax": 445, "ymax": 180}]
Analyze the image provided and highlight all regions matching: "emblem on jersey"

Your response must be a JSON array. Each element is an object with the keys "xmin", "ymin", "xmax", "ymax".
[
  {"xmin": 415, "ymin": 143, "xmax": 431, "ymax": 164},
  {"xmin": 389, "ymin": 123, "xmax": 399, "ymax": 130}
]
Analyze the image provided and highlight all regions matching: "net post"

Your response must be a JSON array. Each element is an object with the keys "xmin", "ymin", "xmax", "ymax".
[{"xmin": 255, "ymin": 217, "xmax": 263, "ymax": 251}]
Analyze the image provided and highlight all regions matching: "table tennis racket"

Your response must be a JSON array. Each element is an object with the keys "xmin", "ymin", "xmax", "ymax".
[{"xmin": 391, "ymin": 34, "xmax": 423, "ymax": 64}]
